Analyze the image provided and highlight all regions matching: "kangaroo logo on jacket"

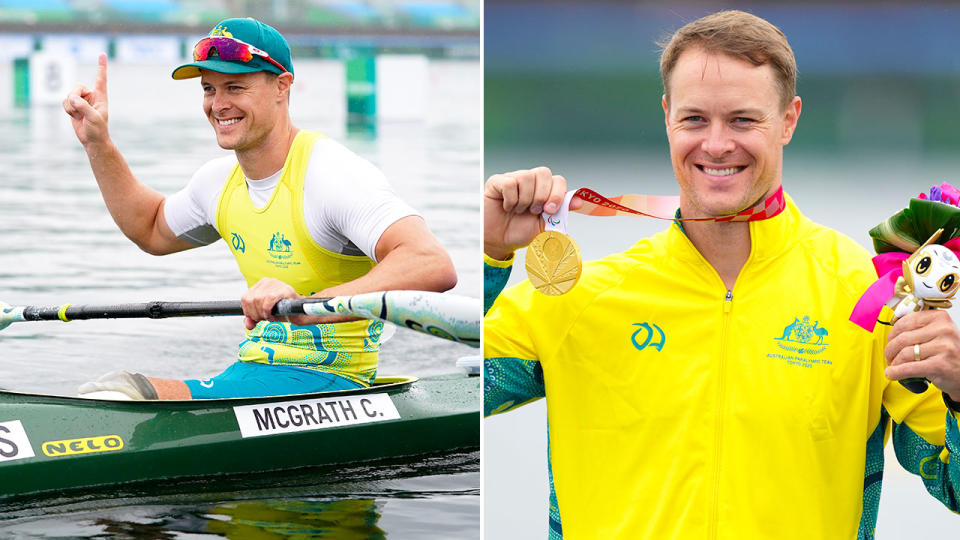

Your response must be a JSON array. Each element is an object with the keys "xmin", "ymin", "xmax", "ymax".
[
  {"xmin": 631, "ymin": 322, "xmax": 665, "ymax": 352},
  {"xmin": 771, "ymin": 315, "xmax": 832, "ymax": 367},
  {"xmin": 266, "ymin": 232, "xmax": 301, "ymax": 270}
]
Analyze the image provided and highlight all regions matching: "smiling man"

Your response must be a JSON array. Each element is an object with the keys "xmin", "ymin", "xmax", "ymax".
[
  {"xmin": 483, "ymin": 10, "xmax": 960, "ymax": 539},
  {"xmin": 63, "ymin": 18, "xmax": 456, "ymax": 400}
]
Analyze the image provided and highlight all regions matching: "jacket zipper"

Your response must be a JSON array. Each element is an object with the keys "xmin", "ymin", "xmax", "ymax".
[{"xmin": 709, "ymin": 289, "xmax": 734, "ymax": 540}]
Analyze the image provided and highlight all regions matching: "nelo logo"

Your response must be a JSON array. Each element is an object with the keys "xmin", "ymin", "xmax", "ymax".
[{"xmin": 42, "ymin": 435, "xmax": 124, "ymax": 457}]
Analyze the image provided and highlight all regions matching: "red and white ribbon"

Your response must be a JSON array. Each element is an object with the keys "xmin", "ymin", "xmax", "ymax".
[{"xmin": 571, "ymin": 186, "xmax": 785, "ymax": 222}]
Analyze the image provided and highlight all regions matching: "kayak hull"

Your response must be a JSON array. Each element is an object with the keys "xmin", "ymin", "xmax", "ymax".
[{"xmin": 0, "ymin": 373, "xmax": 479, "ymax": 500}]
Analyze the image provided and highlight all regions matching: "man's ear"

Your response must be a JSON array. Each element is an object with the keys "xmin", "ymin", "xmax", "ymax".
[
  {"xmin": 276, "ymin": 72, "xmax": 293, "ymax": 101},
  {"xmin": 662, "ymin": 94, "xmax": 670, "ymax": 129},
  {"xmin": 781, "ymin": 96, "xmax": 802, "ymax": 145}
]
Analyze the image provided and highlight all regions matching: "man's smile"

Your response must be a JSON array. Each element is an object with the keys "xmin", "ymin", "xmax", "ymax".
[{"xmin": 695, "ymin": 164, "xmax": 746, "ymax": 177}]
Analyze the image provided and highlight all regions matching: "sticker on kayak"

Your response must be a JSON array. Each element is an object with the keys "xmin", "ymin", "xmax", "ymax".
[
  {"xmin": 233, "ymin": 393, "xmax": 401, "ymax": 438},
  {"xmin": 0, "ymin": 420, "xmax": 36, "ymax": 463},
  {"xmin": 42, "ymin": 435, "xmax": 124, "ymax": 457}
]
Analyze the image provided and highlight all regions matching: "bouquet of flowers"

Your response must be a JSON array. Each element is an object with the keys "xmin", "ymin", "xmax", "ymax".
[{"xmin": 869, "ymin": 182, "xmax": 960, "ymax": 256}]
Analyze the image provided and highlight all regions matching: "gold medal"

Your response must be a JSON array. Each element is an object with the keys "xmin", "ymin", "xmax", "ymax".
[{"xmin": 525, "ymin": 230, "xmax": 582, "ymax": 295}]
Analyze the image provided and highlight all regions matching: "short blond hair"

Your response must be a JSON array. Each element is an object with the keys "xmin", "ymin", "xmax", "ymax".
[{"xmin": 659, "ymin": 10, "xmax": 797, "ymax": 109}]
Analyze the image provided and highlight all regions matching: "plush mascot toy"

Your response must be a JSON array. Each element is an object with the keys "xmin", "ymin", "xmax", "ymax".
[
  {"xmin": 886, "ymin": 229, "xmax": 960, "ymax": 320},
  {"xmin": 850, "ymin": 183, "xmax": 960, "ymax": 393}
]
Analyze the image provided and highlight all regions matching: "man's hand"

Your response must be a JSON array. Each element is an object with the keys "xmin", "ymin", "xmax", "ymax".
[
  {"xmin": 483, "ymin": 167, "xmax": 582, "ymax": 260},
  {"xmin": 241, "ymin": 278, "xmax": 303, "ymax": 330},
  {"xmin": 63, "ymin": 53, "xmax": 110, "ymax": 149},
  {"xmin": 885, "ymin": 310, "xmax": 960, "ymax": 399},
  {"xmin": 241, "ymin": 278, "xmax": 358, "ymax": 329}
]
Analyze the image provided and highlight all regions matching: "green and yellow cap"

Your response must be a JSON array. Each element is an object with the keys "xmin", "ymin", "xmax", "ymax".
[{"xmin": 172, "ymin": 18, "xmax": 294, "ymax": 80}]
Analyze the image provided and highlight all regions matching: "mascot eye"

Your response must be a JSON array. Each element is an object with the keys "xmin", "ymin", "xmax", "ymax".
[
  {"xmin": 915, "ymin": 255, "xmax": 932, "ymax": 276},
  {"xmin": 939, "ymin": 273, "xmax": 958, "ymax": 293}
]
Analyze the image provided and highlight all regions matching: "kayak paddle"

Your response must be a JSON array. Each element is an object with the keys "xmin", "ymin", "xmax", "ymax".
[{"xmin": 0, "ymin": 290, "xmax": 480, "ymax": 348}]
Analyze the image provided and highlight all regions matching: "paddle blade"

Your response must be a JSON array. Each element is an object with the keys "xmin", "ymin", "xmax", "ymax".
[
  {"xmin": 0, "ymin": 302, "xmax": 24, "ymax": 331},
  {"xmin": 289, "ymin": 291, "xmax": 480, "ymax": 348}
]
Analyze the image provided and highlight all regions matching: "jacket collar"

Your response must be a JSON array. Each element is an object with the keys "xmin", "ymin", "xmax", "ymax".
[{"xmin": 665, "ymin": 192, "xmax": 807, "ymax": 266}]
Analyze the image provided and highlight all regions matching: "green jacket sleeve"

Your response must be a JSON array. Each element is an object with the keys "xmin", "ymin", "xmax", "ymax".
[
  {"xmin": 891, "ymin": 405, "xmax": 960, "ymax": 512},
  {"xmin": 484, "ymin": 254, "xmax": 562, "ymax": 537},
  {"xmin": 885, "ymin": 378, "xmax": 960, "ymax": 513},
  {"xmin": 483, "ymin": 254, "xmax": 546, "ymax": 417}
]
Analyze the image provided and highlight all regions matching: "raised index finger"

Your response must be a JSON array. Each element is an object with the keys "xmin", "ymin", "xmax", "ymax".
[{"xmin": 95, "ymin": 53, "xmax": 108, "ymax": 101}]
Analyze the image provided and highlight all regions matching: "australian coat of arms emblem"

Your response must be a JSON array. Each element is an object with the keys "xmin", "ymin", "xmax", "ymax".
[{"xmin": 774, "ymin": 316, "xmax": 828, "ymax": 354}]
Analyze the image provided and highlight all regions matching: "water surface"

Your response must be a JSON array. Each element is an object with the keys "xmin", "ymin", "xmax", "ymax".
[{"xmin": 0, "ymin": 59, "xmax": 481, "ymax": 538}]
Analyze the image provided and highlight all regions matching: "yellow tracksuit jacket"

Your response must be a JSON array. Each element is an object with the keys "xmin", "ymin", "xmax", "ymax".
[{"xmin": 484, "ymin": 195, "xmax": 960, "ymax": 539}]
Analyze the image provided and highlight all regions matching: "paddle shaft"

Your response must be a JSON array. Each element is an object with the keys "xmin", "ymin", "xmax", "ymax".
[
  {"xmin": 19, "ymin": 300, "xmax": 316, "ymax": 321},
  {"xmin": 21, "ymin": 301, "xmax": 244, "ymax": 321}
]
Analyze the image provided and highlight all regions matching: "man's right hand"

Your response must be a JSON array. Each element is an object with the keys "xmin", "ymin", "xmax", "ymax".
[
  {"xmin": 483, "ymin": 167, "xmax": 581, "ymax": 260},
  {"xmin": 63, "ymin": 53, "xmax": 110, "ymax": 149},
  {"xmin": 59, "ymin": 52, "xmax": 194, "ymax": 257}
]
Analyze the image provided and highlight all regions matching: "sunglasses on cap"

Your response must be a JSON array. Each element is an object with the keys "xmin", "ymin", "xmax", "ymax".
[{"xmin": 192, "ymin": 36, "xmax": 288, "ymax": 75}]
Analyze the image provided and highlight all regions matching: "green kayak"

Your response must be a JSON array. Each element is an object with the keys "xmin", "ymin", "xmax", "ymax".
[{"xmin": 0, "ymin": 373, "xmax": 479, "ymax": 500}]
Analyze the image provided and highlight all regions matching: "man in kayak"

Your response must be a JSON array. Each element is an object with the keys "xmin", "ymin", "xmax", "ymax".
[
  {"xmin": 63, "ymin": 18, "xmax": 456, "ymax": 400},
  {"xmin": 483, "ymin": 10, "xmax": 960, "ymax": 539}
]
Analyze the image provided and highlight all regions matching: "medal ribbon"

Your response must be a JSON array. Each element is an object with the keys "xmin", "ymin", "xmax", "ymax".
[
  {"xmin": 534, "ymin": 186, "xmax": 785, "ymax": 296},
  {"xmin": 542, "ymin": 191, "xmax": 577, "ymax": 234},
  {"xmin": 571, "ymin": 185, "xmax": 785, "ymax": 222}
]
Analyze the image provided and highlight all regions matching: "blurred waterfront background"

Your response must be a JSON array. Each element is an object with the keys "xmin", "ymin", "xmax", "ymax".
[
  {"xmin": 485, "ymin": 1, "xmax": 960, "ymax": 538},
  {"xmin": 0, "ymin": 0, "xmax": 480, "ymax": 537}
]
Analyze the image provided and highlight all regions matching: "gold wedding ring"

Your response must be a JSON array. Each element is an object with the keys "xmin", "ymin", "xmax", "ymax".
[{"xmin": 914, "ymin": 343, "xmax": 921, "ymax": 361}]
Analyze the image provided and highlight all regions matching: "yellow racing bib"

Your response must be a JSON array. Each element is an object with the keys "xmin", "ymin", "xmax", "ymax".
[{"xmin": 216, "ymin": 130, "xmax": 380, "ymax": 385}]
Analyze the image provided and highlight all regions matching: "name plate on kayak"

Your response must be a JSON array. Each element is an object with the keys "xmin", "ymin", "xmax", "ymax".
[
  {"xmin": 233, "ymin": 393, "xmax": 401, "ymax": 438},
  {"xmin": 0, "ymin": 420, "xmax": 35, "ymax": 463}
]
